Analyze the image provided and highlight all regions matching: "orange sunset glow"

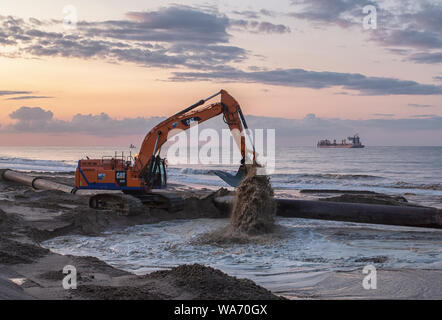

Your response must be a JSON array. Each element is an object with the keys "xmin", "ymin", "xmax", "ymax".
[{"xmin": 1, "ymin": 1, "xmax": 441, "ymax": 146}]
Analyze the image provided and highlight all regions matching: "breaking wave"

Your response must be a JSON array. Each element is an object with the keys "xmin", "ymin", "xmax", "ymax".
[
  {"xmin": 0, "ymin": 157, "xmax": 75, "ymax": 172},
  {"xmin": 391, "ymin": 182, "xmax": 442, "ymax": 191},
  {"xmin": 282, "ymin": 173, "xmax": 383, "ymax": 182}
]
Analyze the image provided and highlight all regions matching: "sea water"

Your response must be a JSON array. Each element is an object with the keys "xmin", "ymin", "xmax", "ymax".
[{"xmin": 42, "ymin": 217, "xmax": 442, "ymax": 296}]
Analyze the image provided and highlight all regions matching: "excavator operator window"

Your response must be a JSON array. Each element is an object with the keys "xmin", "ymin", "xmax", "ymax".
[
  {"xmin": 160, "ymin": 159, "xmax": 167, "ymax": 186},
  {"xmin": 150, "ymin": 156, "xmax": 167, "ymax": 189}
]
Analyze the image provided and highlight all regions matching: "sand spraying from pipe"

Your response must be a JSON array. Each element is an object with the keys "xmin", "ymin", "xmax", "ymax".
[
  {"xmin": 230, "ymin": 165, "xmax": 276, "ymax": 234},
  {"xmin": 195, "ymin": 165, "xmax": 277, "ymax": 245}
]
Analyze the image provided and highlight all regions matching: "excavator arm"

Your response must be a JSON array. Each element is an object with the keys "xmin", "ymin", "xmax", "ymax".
[{"xmin": 135, "ymin": 90, "xmax": 254, "ymax": 186}]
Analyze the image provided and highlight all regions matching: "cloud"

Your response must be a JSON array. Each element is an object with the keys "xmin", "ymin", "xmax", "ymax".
[
  {"xmin": 5, "ymin": 95, "xmax": 54, "ymax": 100},
  {"xmin": 408, "ymin": 52, "xmax": 442, "ymax": 64},
  {"xmin": 372, "ymin": 113, "xmax": 395, "ymax": 117},
  {"xmin": 0, "ymin": 90, "xmax": 32, "ymax": 96},
  {"xmin": 289, "ymin": 1, "xmax": 442, "ymax": 64},
  {"xmin": 412, "ymin": 114, "xmax": 438, "ymax": 118},
  {"xmin": 68, "ymin": 113, "xmax": 165, "ymax": 135},
  {"xmin": 260, "ymin": 9, "xmax": 278, "ymax": 17},
  {"xmin": 9, "ymin": 106, "xmax": 53, "ymax": 121},
  {"xmin": 387, "ymin": 48, "xmax": 409, "ymax": 56},
  {"xmin": 229, "ymin": 20, "xmax": 290, "ymax": 34},
  {"xmin": 348, "ymin": 116, "xmax": 442, "ymax": 130},
  {"xmin": 408, "ymin": 103, "xmax": 433, "ymax": 108},
  {"xmin": 3, "ymin": 106, "xmax": 442, "ymax": 145},
  {"xmin": 232, "ymin": 10, "xmax": 261, "ymax": 19},
  {"xmin": 231, "ymin": 9, "xmax": 279, "ymax": 19},
  {"xmin": 172, "ymin": 67, "xmax": 442, "ymax": 95},
  {"xmin": 373, "ymin": 29, "xmax": 442, "ymax": 50},
  {"xmin": 230, "ymin": 9, "xmax": 289, "ymax": 32},
  {"xmin": 8, "ymin": 106, "xmax": 54, "ymax": 132},
  {"xmin": 371, "ymin": 3, "xmax": 442, "ymax": 64},
  {"xmin": 289, "ymin": 0, "xmax": 367, "ymax": 27},
  {"xmin": 121, "ymin": 6, "xmax": 231, "ymax": 44},
  {"xmin": 0, "ymin": 6, "xmax": 245, "ymax": 69},
  {"xmin": 3, "ymin": 107, "xmax": 441, "ymax": 145},
  {"xmin": 0, "ymin": 5, "xmax": 289, "ymax": 71},
  {"xmin": 5, "ymin": 106, "xmax": 165, "ymax": 135}
]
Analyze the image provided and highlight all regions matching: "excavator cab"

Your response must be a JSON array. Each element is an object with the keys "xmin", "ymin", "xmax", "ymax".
[{"xmin": 145, "ymin": 155, "xmax": 167, "ymax": 189}]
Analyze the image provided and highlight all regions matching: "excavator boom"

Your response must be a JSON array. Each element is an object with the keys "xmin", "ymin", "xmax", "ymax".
[{"xmin": 134, "ymin": 90, "xmax": 251, "ymax": 179}]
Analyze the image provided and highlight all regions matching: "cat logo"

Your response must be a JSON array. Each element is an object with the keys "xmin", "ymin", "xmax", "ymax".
[{"xmin": 115, "ymin": 171, "xmax": 127, "ymax": 186}]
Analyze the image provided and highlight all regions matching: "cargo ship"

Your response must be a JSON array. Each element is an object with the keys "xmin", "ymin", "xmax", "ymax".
[{"xmin": 317, "ymin": 134, "xmax": 364, "ymax": 148}]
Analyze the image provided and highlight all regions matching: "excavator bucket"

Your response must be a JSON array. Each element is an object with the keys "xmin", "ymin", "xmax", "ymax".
[{"xmin": 212, "ymin": 166, "xmax": 247, "ymax": 187}]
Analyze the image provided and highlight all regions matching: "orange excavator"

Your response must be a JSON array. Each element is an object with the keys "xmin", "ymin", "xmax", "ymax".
[{"xmin": 75, "ymin": 90, "xmax": 255, "ymax": 214}]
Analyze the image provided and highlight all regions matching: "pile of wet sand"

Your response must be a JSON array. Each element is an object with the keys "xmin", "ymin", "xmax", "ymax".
[
  {"xmin": 0, "ymin": 236, "xmax": 49, "ymax": 265},
  {"xmin": 0, "ymin": 209, "xmax": 49, "ymax": 264},
  {"xmin": 77, "ymin": 264, "xmax": 280, "ymax": 300},
  {"xmin": 148, "ymin": 264, "xmax": 281, "ymax": 300}
]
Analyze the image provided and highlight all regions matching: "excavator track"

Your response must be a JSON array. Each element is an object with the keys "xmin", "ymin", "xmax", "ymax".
[
  {"xmin": 89, "ymin": 190, "xmax": 184, "ymax": 216},
  {"xmin": 135, "ymin": 190, "xmax": 184, "ymax": 211}
]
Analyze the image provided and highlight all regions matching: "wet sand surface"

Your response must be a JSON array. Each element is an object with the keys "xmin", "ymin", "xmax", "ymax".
[
  {"xmin": 0, "ymin": 172, "xmax": 441, "ymax": 299},
  {"xmin": 289, "ymin": 268, "xmax": 442, "ymax": 299}
]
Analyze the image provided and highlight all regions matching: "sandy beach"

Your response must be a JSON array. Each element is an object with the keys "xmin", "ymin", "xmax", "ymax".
[{"xmin": 0, "ymin": 172, "xmax": 440, "ymax": 300}]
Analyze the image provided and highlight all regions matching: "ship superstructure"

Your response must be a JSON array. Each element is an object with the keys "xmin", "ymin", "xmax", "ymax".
[{"xmin": 317, "ymin": 134, "xmax": 364, "ymax": 148}]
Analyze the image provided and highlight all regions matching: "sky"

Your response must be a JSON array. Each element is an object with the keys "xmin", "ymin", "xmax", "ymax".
[{"xmin": 0, "ymin": 0, "xmax": 441, "ymax": 146}]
